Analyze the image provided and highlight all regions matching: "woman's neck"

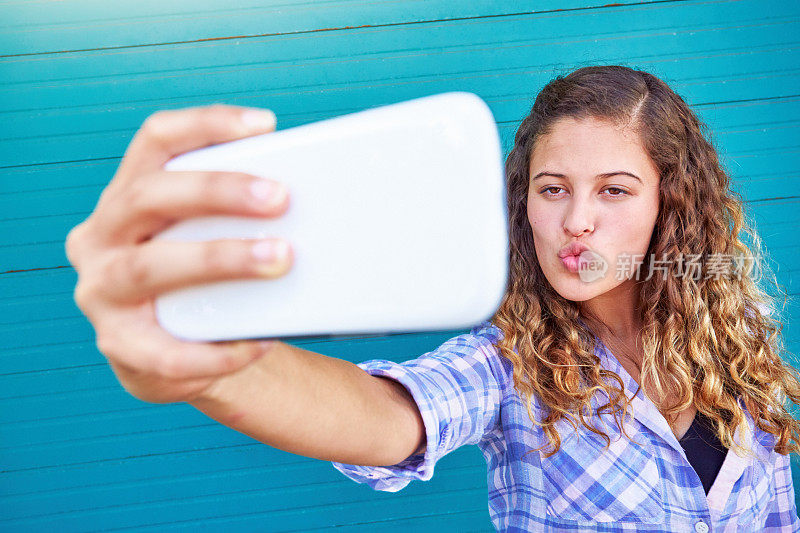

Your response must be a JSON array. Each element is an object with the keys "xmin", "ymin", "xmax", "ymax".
[{"xmin": 578, "ymin": 279, "xmax": 642, "ymax": 339}]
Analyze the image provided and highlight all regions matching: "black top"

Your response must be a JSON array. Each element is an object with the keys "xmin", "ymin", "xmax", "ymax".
[{"xmin": 678, "ymin": 411, "xmax": 728, "ymax": 494}]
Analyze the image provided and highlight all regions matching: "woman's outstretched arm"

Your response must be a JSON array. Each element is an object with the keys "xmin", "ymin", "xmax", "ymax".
[{"xmin": 189, "ymin": 340, "xmax": 427, "ymax": 466}]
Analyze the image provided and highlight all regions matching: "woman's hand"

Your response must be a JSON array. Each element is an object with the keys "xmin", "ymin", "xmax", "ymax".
[{"xmin": 64, "ymin": 104, "xmax": 293, "ymax": 404}]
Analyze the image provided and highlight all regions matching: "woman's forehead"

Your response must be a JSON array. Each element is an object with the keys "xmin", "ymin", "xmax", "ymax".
[{"xmin": 529, "ymin": 118, "xmax": 657, "ymax": 181}]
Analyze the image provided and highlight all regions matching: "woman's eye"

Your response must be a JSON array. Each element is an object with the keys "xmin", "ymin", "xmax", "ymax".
[
  {"xmin": 541, "ymin": 186, "xmax": 563, "ymax": 195},
  {"xmin": 604, "ymin": 187, "xmax": 629, "ymax": 197}
]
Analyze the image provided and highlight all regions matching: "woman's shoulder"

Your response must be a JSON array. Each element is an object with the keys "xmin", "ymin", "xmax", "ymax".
[
  {"xmin": 402, "ymin": 319, "xmax": 514, "ymax": 390},
  {"xmin": 465, "ymin": 319, "xmax": 515, "ymax": 386},
  {"xmin": 468, "ymin": 318, "xmax": 505, "ymax": 344}
]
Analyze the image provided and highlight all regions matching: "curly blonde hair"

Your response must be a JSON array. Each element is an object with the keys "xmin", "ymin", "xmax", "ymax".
[{"xmin": 490, "ymin": 65, "xmax": 800, "ymax": 459}]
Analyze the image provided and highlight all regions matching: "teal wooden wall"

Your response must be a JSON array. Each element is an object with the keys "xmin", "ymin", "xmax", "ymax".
[{"xmin": 1, "ymin": 1, "xmax": 798, "ymax": 530}]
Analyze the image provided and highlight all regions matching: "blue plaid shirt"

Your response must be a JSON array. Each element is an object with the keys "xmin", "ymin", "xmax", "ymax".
[{"xmin": 332, "ymin": 320, "xmax": 800, "ymax": 532}]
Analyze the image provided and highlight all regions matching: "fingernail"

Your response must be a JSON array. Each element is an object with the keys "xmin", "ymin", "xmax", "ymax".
[
  {"xmin": 252, "ymin": 240, "xmax": 290, "ymax": 275},
  {"xmin": 250, "ymin": 180, "xmax": 287, "ymax": 209},
  {"xmin": 240, "ymin": 109, "xmax": 276, "ymax": 132}
]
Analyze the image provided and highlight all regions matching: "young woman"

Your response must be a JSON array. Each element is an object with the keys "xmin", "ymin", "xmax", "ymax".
[{"xmin": 66, "ymin": 65, "xmax": 800, "ymax": 531}]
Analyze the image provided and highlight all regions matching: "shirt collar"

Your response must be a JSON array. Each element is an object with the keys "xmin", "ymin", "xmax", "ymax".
[
  {"xmin": 593, "ymin": 336, "xmax": 688, "ymax": 454},
  {"xmin": 593, "ymin": 336, "xmax": 769, "ymax": 460}
]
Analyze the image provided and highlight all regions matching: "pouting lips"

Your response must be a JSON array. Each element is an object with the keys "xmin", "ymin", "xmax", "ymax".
[{"xmin": 558, "ymin": 241, "xmax": 592, "ymax": 259}]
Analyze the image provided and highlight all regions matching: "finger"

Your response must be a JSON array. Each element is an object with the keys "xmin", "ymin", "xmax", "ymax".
[
  {"xmin": 117, "ymin": 105, "xmax": 277, "ymax": 181},
  {"xmin": 106, "ymin": 358, "xmax": 216, "ymax": 404},
  {"xmin": 106, "ymin": 321, "xmax": 274, "ymax": 380},
  {"xmin": 93, "ymin": 237, "xmax": 293, "ymax": 304},
  {"xmin": 65, "ymin": 220, "xmax": 91, "ymax": 269},
  {"xmin": 92, "ymin": 170, "xmax": 289, "ymax": 246}
]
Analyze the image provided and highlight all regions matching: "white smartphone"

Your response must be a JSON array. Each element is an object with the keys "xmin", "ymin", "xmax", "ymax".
[{"xmin": 153, "ymin": 91, "xmax": 508, "ymax": 342}]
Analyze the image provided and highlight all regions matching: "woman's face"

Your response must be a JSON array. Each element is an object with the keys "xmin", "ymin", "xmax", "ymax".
[{"xmin": 526, "ymin": 116, "xmax": 661, "ymax": 302}]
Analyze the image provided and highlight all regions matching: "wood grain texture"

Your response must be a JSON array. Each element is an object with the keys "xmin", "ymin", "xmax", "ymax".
[{"xmin": 1, "ymin": 1, "xmax": 798, "ymax": 530}]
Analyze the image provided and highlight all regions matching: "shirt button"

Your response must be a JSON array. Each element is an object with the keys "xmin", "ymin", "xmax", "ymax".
[{"xmin": 694, "ymin": 521, "xmax": 709, "ymax": 533}]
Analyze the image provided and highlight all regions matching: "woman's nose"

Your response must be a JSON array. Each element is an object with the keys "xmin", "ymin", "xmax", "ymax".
[{"xmin": 563, "ymin": 199, "xmax": 595, "ymax": 237}]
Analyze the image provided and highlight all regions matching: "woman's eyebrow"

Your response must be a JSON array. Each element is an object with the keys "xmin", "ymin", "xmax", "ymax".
[{"xmin": 530, "ymin": 171, "xmax": 643, "ymax": 184}]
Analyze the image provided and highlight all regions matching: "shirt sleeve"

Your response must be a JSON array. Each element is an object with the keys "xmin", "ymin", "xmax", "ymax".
[
  {"xmin": 763, "ymin": 451, "xmax": 800, "ymax": 531},
  {"xmin": 330, "ymin": 321, "xmax": 509, "ymax": 492}
]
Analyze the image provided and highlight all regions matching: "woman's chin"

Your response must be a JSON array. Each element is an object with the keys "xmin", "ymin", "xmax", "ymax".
[{"xmin": 547, "ymin": 274, "xmax": 612, "ymax": 302}]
